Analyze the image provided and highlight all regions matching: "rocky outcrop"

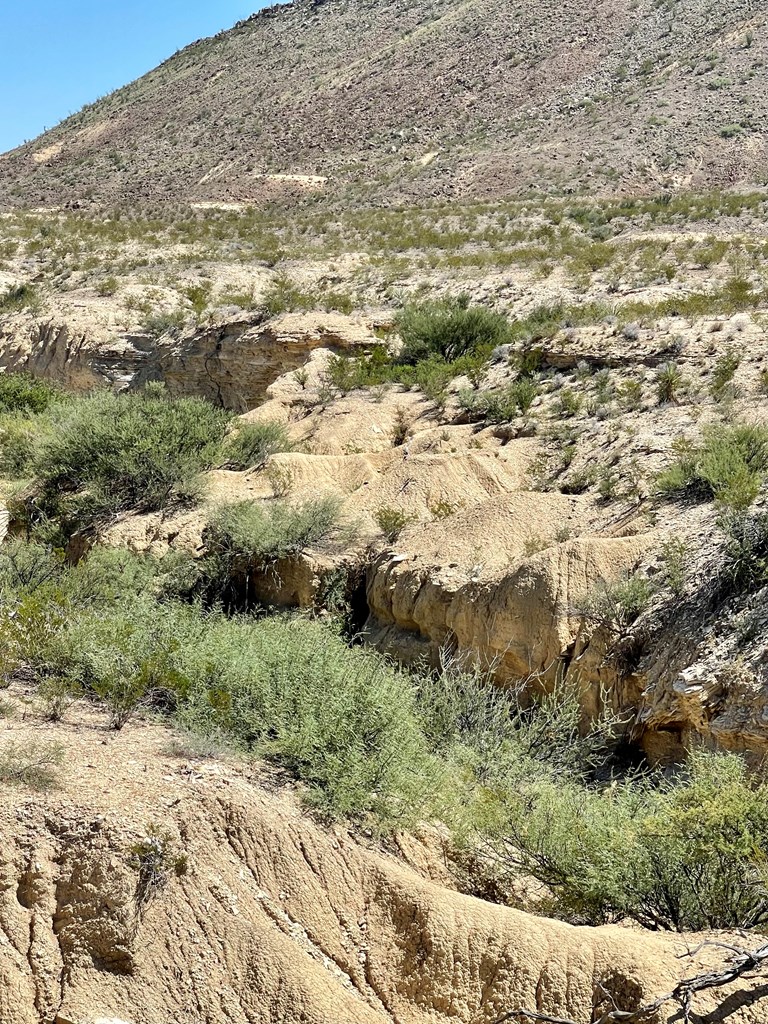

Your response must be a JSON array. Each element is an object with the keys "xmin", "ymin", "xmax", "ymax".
[
  {"xmin": 0, "ymin": 311, "xmax": 376, "ymax": 410},
  {"xmin": 153, "ymin": 311, "xmax": 377, "ymax": 411},
  {"xmin": 366, "ymin": 503, "xmax": 654, "ymax": 697}
]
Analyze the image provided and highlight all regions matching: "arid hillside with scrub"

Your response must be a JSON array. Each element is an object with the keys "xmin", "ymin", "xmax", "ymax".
[
  {"xmin": 3, "ymin": 187, "xmax": 768, "ymax": 1020},
  {"xmin": 1, "ymin": 0, "xmax": 768, "ymax": 207}
]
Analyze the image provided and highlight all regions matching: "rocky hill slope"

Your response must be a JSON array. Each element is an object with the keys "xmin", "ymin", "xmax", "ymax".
[{"xmin": 1, "ymin": 0, "xmax": 767, "ymax": 207}]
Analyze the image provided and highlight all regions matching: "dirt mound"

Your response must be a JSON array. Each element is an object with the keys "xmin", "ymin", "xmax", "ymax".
[{"xmin": 1, "ymin": 696, "xmax": 760, "ymax": 1024}]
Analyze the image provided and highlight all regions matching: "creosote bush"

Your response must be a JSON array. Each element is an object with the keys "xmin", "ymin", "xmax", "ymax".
[
  {"xmin": 222, "ymin": 420, "xmax": 294, "ymax": 470},
  {"xmin": 375, "ymin": 505, "xmax": 415, "ymax": 542},
  {"xmin": 487, "ymin": 751, "xmax": 768, "ymax": 931},
  {"xmin": 191, "ymin": 496, "xmax": 349, "ymax": 608},
  {"xmin": 656, "ymin": 423, "xmax": 768, "ymax": 511},
  {"xmin": 396, "ymin": 294, "xmax": 510, "ymax": 364},
  {"xmin": 459, "ymin": 379, "xmax": 539, "ymax": 423},
  {"xmin": 0, "ymin": 284, "xmax": 40, "ymax": 314},
  {"xmin": 0, "ymin": 372, "xmax": 61, "ymax": 415},
  {"xmin": 207, "ymin": 495, "xmax": 343, "ymax": 559},
  {"xmin": 30, "ymin": 384, "xmax": 231, "ymax": 533},
  {"xmin": 0, "ymin": 740, "xmax": 64, "ymax": 790}
]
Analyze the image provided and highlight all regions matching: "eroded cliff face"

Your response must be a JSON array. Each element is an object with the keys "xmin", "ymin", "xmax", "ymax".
[
  {"xmin": 0, "ymin": 311, "xmax": 376, "ymax": 409},
  {"xmin": 1, "ymin": 699, "xmax": 756, "ymax": 1024}
]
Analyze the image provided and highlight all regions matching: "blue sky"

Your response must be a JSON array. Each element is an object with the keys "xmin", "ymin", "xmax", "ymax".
[{"xmin": 0, "ymin": 2, "xmax": 269, "ymax": 154}]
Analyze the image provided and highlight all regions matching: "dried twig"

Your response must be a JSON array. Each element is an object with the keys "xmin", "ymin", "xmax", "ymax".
[{"xmin": 493, "ymin": 941, "xmax": 768, "ymax": 1024}]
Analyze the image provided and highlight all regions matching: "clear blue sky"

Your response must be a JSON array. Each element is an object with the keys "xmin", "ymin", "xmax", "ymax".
[{"xmin": 0, "ymin": 2, "xmax": 269, "ymax": 154}]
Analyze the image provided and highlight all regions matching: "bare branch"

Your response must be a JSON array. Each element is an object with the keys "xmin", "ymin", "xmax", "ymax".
[{"xmin": 492, "ymin": 941, "xmax": 768, "ymax": 1024}]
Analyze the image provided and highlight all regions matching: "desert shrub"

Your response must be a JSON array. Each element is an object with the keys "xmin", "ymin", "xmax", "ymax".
[
  {"xmin": 710, "ymin": 347, "xmax": 741, "ymax": 400},
  {"xmin": 0, "ymin": 740, "xmax": 64, "ymax": 790},
  {"xmin": 555, "ymin": 388, "xmax": 582, "ymax": 418},
  {"xmin": 179, "ymin": 616, "xmax": 438, "ymax": 824},
  {"xmin": 0, "ymin": 539, "xmax": 65, "ymax": 597},
  {"xmin": 96, "ymin": 277, "xmax": 119, "ymax": 297},
  {"xmin": 419, "ymin": 664, "xmax": 619, "ymax": 788},
  {"xmin": 396, "ymin": 295, "xmax": 510, "ymax": 364},
  {"xmin": 130, "ymin": 824, "xmax": 188, "ymax": 913},
  {"xmin": 429, "ymin": 498, "xmax": 463, "ymax": 520},
  {"xmin": 0, "ymin": 542, "xmax": 437, "ymax": 824},
  {"xmin": 0, "ymin": 372, "xmax": 61, "ymax": 414},
  {"xmin": 656, "ymin": 424, "xmax": 768, "ymax": 511},
  {"xmin": 577, "ymin": 573, "xmax": 654, "ymax": 632},
  {"xmin": 488, "ymin": 752, "xmax": 768, "ymax": 930},
  {"xmin": 183, "ymin": 283, "xmax": 212, "ymax": 320},
  {"xmin": 719, "ymin": 510, "xmax": 768, "ymax": 594},
  {"xmin": 660, "ymin": 537, "xmax": 688, "ymax": 596},
  {"xmin": 559, "ymin": 465, "xmax": 596, "ymax": 494},
  {"xmin": 31, "ymin": 385, "xmax": 231, "ymax": 529},
  {"xmin": 262, "ymin": 274, "xmax": 316, "ymax": 316},
  {"xmin": 207, "ymin": 497, "xmax": 343, "ymax": 562},
  {"xmin": 0, "ymin": 415, "xmax": 43, "ymax": 478},
  {"xmin": 23, "ymin": 596, "xmax": 195, "ymax": 728},
  {"xmin": 412, "ymin": 358, "xmax": 454, "ymax": 407},
  {"xmin": 459, "ymin": 379, "xmax": 539, "ymax": 423},
  {"xmin": 139, "ymin": 308, "xmax": 186, "ymax": 339},
  {"xmin": 375, "ymin": 505, "xmax": 415, "ymax": 542},
  {"xmin": 222, "ymin": 420, "xmax": 294, "ymax": 470},
  {"xmin": 619, "ymin": 378, "xmax": 643, "ymax": 411},
  {"xmin": 516, "ymin": 347, "xmax": 543, "ymax": 378},
  {"xmin": 195, "ymin": 497, "xmax": 347, "ymax": 606},
  {"xmin": 0, "ymin": 284, "xmax": 40, "ymax": 314}
]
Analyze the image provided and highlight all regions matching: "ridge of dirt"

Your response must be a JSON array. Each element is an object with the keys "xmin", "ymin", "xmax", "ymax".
[{"xmin": 1, "ymin": 690, "xmax": 763, "ymax": 1024}]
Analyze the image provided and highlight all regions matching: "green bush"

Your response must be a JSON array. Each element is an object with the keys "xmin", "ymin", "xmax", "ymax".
[
  {"xmin": 459, "ymin": 379, "xmax": 539, "ymax": 423},
  {"xmin": 180, "ymin": 617, "xmax": 437, "ymax": 823},
  {"xmin": 555, "ymin": 388, "xmax": 582, "ymax": 418},
  {"xmin": 0, "ymin": 373, "xmax": 61, "ymax": 414},
  {"xmin": 222, "ymin": 420, "xmax": 294, "ymax": 470},
  {"xmin": 0, "ymin": 415, "xmax": 42, "ymax": 477},
  {"xmin": 208, "ymin": 497, "xmax": 343, "ymax": 561},
  {"xmin": 262, "ymin": 274, "xmax": 316, "ymax": 316},
  {"xmin": 31, "ymin": 386, "xmax": 231, "ymax": 529},
  {"xmin": 0, "ymin": 543, "xmax": 436, "ymax": 824},
  {"xmin": 0, "ymin": 740, "xmax": 64, "ymax": 790},
  {"xmin": 0, "ymin": 284, "xmax": 40, "ymax": 314},
  {"xmin": 719, "ymin": 510, "xmax": 768, "ymax": 595},
  {"xmin": 396, "ymin": 295, "xmax": 510, "ymax": 364},
  {"xmin": 656, "ymin": 424, "xmax": 768, "ymax": 510},
  {"xmin": 580, "ymin": 573, "xmax": 654, "ymax": 631},
  {"xmin": 375, "ymin": 505, "xmax": 415, "ymax": 542},
  {"xmin": 488, "ymin": 752, "xmax": 768, "ymax": 930},
  {"xmin": 193, "ymin": 496, "xmax": 348, "ymax": 606},
  {"xmin": 140, "ymin": 309, "xmax": 187, "ymax": 339},
  {"xmin": 710, "ymin": 347, "xmax": 741, "ymax": 400}
]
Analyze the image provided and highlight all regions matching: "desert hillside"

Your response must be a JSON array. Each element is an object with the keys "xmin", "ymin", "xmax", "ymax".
[
  {"xmin": 0, "ymin": 0, "xmax": 767, "ymax": 207},
  {"xmin": 2, "ymin": 690, "xmax": 765, "ymax": 1024}
]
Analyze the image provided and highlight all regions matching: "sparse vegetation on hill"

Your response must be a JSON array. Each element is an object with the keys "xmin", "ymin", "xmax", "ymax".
[
  {"xmin": 1, "ymin": 0, "xmax": 768, "ymax": 207},
  {"xmin": 4, "ymin": 0, "xmax": 768, "ymax": 1013}
]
